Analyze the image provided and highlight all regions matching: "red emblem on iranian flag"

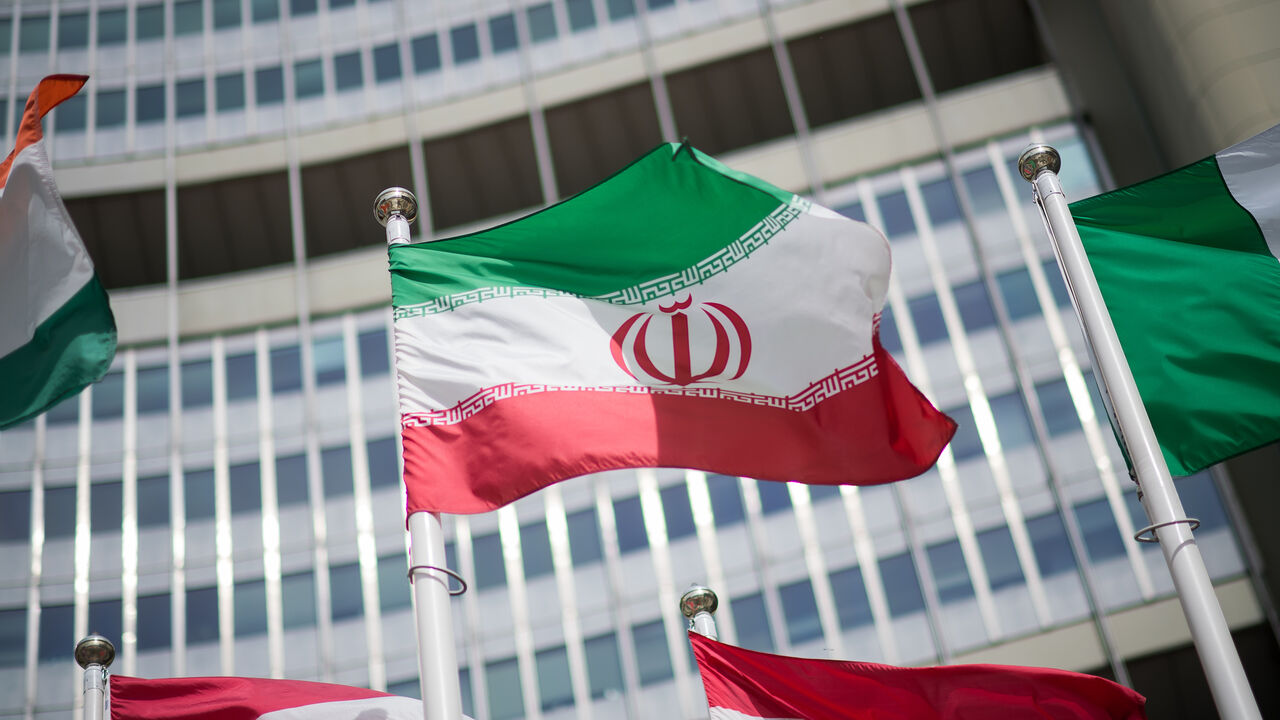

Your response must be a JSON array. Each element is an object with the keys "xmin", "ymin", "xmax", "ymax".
[{"xmin": 609, "ymin": 294, "xmax": 752, "ymax": 386}]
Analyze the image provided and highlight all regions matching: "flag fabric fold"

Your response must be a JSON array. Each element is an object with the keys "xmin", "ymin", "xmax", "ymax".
[
  {"xmin": 389, "ymin": 143, "xmax": 955, "ymax": 514},
  {"xmin": 109, "ymin": 674, "xmax": 470, "ymax": 720},
  {"xmin": 1070, "ymin": 122, "xmax": 1280, "ymax": 475},
  {"xmin": 0, "ymin": 74, "xmax": 115, "ymax": 429},
  {"xmin": 689, "ymin": 631, "xmax": 1147, "ymax": 720}
]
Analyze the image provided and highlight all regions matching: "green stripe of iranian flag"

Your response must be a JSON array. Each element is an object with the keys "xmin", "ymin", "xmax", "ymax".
[
  {"xmin": 0, "ymin": 75, "xmax": 116, "ymax": 429},
  {"xmin": 1071, "ymin": 122, "xmax": 1280, "ymax": 475}
]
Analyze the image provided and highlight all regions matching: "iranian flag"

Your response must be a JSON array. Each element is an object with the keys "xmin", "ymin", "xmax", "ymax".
[
  {"xmin": 390, "ymin": 143, "xmax": 955, "ymax": 514},
  {"xmin": 1071, "ymin": 122, "xmax": 1280, "ymax": 475},
  {"xmin": 109, "ymin": 675, "xmax": 470, "ymax": 720},
  {"xmin": 0, "ymin": 75, "xmax": 115, "ymax": 429},
  {"xmin": 690, "ymin": 631, "xmax": 1147, "ymax": 720}
]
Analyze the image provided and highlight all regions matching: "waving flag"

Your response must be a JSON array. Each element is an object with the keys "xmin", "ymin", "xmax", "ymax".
[{"xmin": 389, "ymin": 143, "xmax": 954, "ymax": 514}]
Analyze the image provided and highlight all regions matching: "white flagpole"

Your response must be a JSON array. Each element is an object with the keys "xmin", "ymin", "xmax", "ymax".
[
  {"xmin": 1018, "ymin": 147, "xmax": 1261, "ymax": 720},
  {"xmin": 376, "ymin": 189, "xmax": 464, "ymax": 720},
  {"xmin": 75, "ymin": 635, "xmax": 114, "ymax": 720}
]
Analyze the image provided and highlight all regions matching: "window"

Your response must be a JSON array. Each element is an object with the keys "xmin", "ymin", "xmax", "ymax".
[
  {"xmin": 358, "ymin": 328, "xmax": 390, "ymax": 375},
  {"xmin": 226, "ymin": 352, "xmax": 257, "ymax": 399},
  {"xmin": 779, "ymin": 580, "xmax": 823, "ymax": 644},
  {"xmin": 138, "ymin": 365, "xmax": 169, "ymax": 413},
  {"xmin": 521, "ymin": 520, "xmax": 554, "ymax": 579},
  {"xmin": 234, "ymin": 579, "xmax": 268, "ymax": 636},
  {"xmin": 214, "ymin": 0, "xmax": 242, "ymax": 29},
  {"xmin": 953, "ymin": 280, "xmax": 997, "ymax": 332},
  {"xmin": 58, "ymin": 12, "xmax": 89, "ymax": 49},
  {"xmin": 0, "ymin": 490, "xmax": 31, "ymax": 542},
  {"xmin": 0, "ymin": 20, "xmax": 8, "ymax": 54},
  {"xmin": 321, "ymin": 445, "xmax": 352, "ymax": 497},
  {"xmin": 978, "ymin": 526, "xmax": 1024, "ymax": 590},
  {"xmin": 944, "ymin": 404, "xmax": 983, "ymax": 461},
  {"xmin": 1035, "ymin": 378, "xmax": 1079, "ymax": 437},
  {"xmin": 99, "ymin": 10, "xmax": 128, "ymax": 45},
  {"xmin": 489, "ymin": 13, "xmax": 517, "ymax": 54},
  {"xmin": 567, "ymin": 507, "xmax": 603, "ymax": 566},
  {"xmin": 281, "ymin": 571, "xmax": 316, "ymax": 629},
  {"xmin": 829, "ymin": 565, "xmax": 874, "ymax": 629},
  {"xmin": 921, "ymin": 178, "xmax": 962, "ymax": 226},
  {"xmin": 90, "ymin": 481, "xmax": 123, "ymax": 534},
  {"xmin": 660, "ymin": 484, "xmax": 696, "ymax": 540},
  {"xmin": 584, "ymin": 633, "xmax": 624, "ymax": 698},
  {"xmin": 877, "ymin": 191, "xmax": 915, "ymax": 238},
  {"xmin": 46, "ymin": 394, "xmax": 80, "ymax": 425},
  {"xmin": 1027, "ymin": 512, "xmax": 1075, "ymax": 577},
  {"xmin": 174, "ymin": 0, "xmax": 202, "ymax": 35},
  {"xmin": 757, "ymin": 481, "xmax": 792, "ymax": 515},
  {"xmin": 451, "ymin": 24, "xmax": 480, "ymax": 64},
  {"xmin": 229, "ymin": 462, "xmax": 261, "ymax": 514},
  {"xmin": 187, "ymin": 586, "xmax": 219, "ymax": 644},
  {"xmin": 707, "ymin": 474, "xmax": 745, "ymax": 527},
  {"xmin": 137, "ymin": 593, "xmax": 171, "ymax": 649},
  {"xmin": 44, "ymin": 485, "xmax": 76, "ymax": 539},
  {"xmin": 997, "ymin": 267, "xmax": 1039, "ymax": 321},
  {"xmin": 459, "ymin": 668, "xmax": 474, "ymax": 716},
  {"xmin": 20, "ymin": 15, "xmax": 51, "ymax": 53},
  {"xmin": 291, "ymin": 0, "xmax": 318, "ymax": 16},
  {"xmin": 613, "ymin": 495, "xmax": 647, "ymax": 553},
  {"xmin": 182, "ymin": 359, "xmax": 213, "ymax": 408},
  {"xmin": 92, "ymin": 371, "xmax": 124, "ymax": 418},
  {"xmin": 472, "ymin": 532, "xmax": 506, "ymax": 590},
  {"xmin": 270, "ymin": 345, "xmax": 302, "ymax": 392},
  {"xmin": 536, "ymin": 645, "xmax": 573, "ymax": 711},
  {"xmin": 880, "ymin": 552, "xmax": 926, "ymax": 616},
  {"xmin": 989, "ymin": 391, "xmax": 1035, "ymax": 449},
  {"xmin": 39, "ymin": 604, "xmax": 73, "ymax": 661},
  {"xmin": 252, "ymin": 0, "xmax": 280, "ymax": 22},
  {"xmin": 411, "ymin": 34, "xmax": 441, "ymax": 73},
  {"xmin": 731, "ymin": 593, "xmax": 773, "ymax": 652},
  {"xmin": 373, "ymin": 43, "xmax": 402, "ymax": 83},
  {"xmin": 809, "ymin": 484, "xmax": 841, "ymax": 503},
  {"xmin": 329, "ymin": 562, "xmax": 363, "ymax": 620},
  {"xmin": 379, "ymin": 554, "xmax": 410, "ymax": 611},
  {"xmin": 333, "ymin": 52, "xmax": 363, "ymax": 91},
  {"xmin": 607, "ymin": 0, "xmax": 637, "ymax": 21},
  {"xmin": 216, "ymin": 73, "xmax": 246, "ymax": 112},
  {"xmin": 137, "ymin": 475, "xmax": 170, "ymax": 528},
  {"xmin": 185, "ymin": 468, "xmax": 216, "ymax": 521},
  {"xmin": 1043, "ymin": 259, "xmax": 1071, "ymax": 307},
  {"xmin": 367, "ymin": 437, "xmax": 399, "ymax": 488},
  {"xmin": 1074, "ymin": 499, "xmax": 1126, "ymax": 561},
  {"xmin": 256, "ymin": 67, "xmax": 285, "ymax": 106},
  {"xmin": 88, "ymin": 600, "xmax": 122, "ymax": 650},
  {"xmin": 294, "ymin": 59, "xmax": 324, "ymax": 99},
  {"xmin": 97, "ymin": 89, "xmax": 126, "ymax": 128},
  {"xmin": 632, "ymin": 620, "xmax": 672, "ymax": 684},
  {"xmin": 963, "ymin": 166, "xmax": 1004, "ymax": 214},
  {"xmin": 0, "ymin": 608, "xmax": 26, "ymax": 667},
  {"xmin": 878, "ymin": 308, "xmax": 902, "ymax": 353},
  {"xmin": 907, "ymin": 294, "xmax": 947, "ymax": 345},
  {"xmin": 927, "ymin": 539, "xmax": 973, "ymax": 603},
  {"xmin": 136, "ymin": 5, "xmax": 164, "ymax": 41},
  {"xmin": 528, "ymin": 4, "xmax": 556, "ymax": 42},
  {"xmin": 313, "ymin": 335, "xmax": 345, "ymax": 385},
  {"xmin": 136, "ymin": 84, "xmax": 166, "ymax": 125},
  {"xmin": 1177, "ymin": 473, "xmax": 1229, "ymax": 532},
  {"xmin": 486, "ymin": 657, "xmax": 524, "ymax": 720},
  {"xmin": 276, "ymin": 453, "xmax": 309, "ymax": 506}
]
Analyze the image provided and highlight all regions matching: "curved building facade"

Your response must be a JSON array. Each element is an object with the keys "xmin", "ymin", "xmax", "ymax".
[{"xmin": 1, "ymin": 1, "xmax": 1277, "ymax": 719}]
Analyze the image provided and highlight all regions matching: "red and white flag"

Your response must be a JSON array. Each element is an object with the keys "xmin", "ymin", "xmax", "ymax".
[
  {"xmin": 109, "ymin": 675, "xmax": 470, "ymax": 720},
  {"xmin": 388, "ymin": 143, "xmax": 955, "ymax": 514},
  {"xmin": 690, "ymin": 632, "xmax": 1147, "ymax": 720}
]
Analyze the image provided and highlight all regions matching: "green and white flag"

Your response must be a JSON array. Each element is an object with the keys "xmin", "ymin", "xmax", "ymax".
[
  {"xmin": 0, "ymin": 76, "xmax": 116, "ymax": 429},
  {"xmin": 1071, "ymin": 122, "xmax": 1280, "ymax": 475}
]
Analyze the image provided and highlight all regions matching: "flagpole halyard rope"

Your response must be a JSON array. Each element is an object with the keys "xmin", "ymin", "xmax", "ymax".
[{"xmin": 407, "ymin": 564, "xmax": 468, "ymax": 596}]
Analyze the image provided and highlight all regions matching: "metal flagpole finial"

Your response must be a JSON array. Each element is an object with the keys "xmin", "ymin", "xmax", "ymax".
[
  {"xmin": 74, "ymin": 634, "xmax": 116, "ymax": 669},
  {"xmin": 374, "ymin": 187, "xmax": 418, "ymax": 227},
  {"xmin": 680, "ymin": 584, "xmax": 720, "ymax": 640},
  {"xmin": 1017, "ymin": 144, "xmax": 1061, "ymax": 183}
]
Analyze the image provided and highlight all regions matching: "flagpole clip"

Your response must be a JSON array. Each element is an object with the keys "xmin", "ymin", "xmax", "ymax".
[
  {"xmin": 408, "ymin": 563, "xmax": 468, "ymax": 596},
  {"xmin": 1134, "ymin": 517, "xmax": 1200, "ymax": 543}
]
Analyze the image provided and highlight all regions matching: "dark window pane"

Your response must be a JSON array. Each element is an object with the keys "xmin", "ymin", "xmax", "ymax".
[
  {"xmin": 185, "ymin": 468, "xmax": 216, "ymax": 521},
  {"xmin": 927, "ymin": 539, "xmax": 973, "ymax": 603},
  {"xmin": 837, "ymin": 201, "xmax": 865, "ymax": 223},
  {"xmin": 321, "ymin": 445, "xmax": 352, "ymax": 497},
  {"xmin": 373, "ymin": 43, "xmax": 402, "ymax": 83},
  {"xmin": 97, "ymin": 89, "xmax": 126, "ymax": 128},
  {"xmin": 1075, "ymin": 499, "xmax": 1126, "ymax": 561},
  {"xmin": 613, "ymin": 496, "xmax": 647, "ymax": 553},
  {"xmin": 282, "ymin": 571, "xmax": 317, "ymax": 628},
  {"xmin": 954, "ymin": 280, "xmax": 997, "ymax": 332},
  {"xmin": 809, "ymin": 483, "xmax": 841, "ymax": 504},
  {"xmin": 334, "ymin": 52, "xmax": 363, "ymax": 91},
  {"xmin": 329, "ymin": 562, "xmax": 363, "ymax": 620},
  {"xmin": 997, "ymin": 267, "xmax": 1039, "ymax": 321},
  {"xmin": 0, "ymin": 608, "xmax": 25, "ymax": 667},
  {"xmin": 1177, "ymin": 473, "xmax": 1229, "ymax": 532},
  {"xmin": 945, "ymin": 404, "xmax": 983, "ymax": 461},
  {"xmin": 136, "ymin": 6, "xmax": 164, "ymax": 41},
  {"xmin": 978, "ymin": 526, "xmax": 1024, "ymax": 590},
  {"xmin": 214, "ymin": 0, "xmax": 243, "ymax": 29},
  {"xmin": 256, "ymin": 67, "xmax": 285, "ymax": 105},
  {"xmin": 216, "ymin": 73, "xmax": 246, "ymax": 112},
  {"xmin": 779, "ymin": 579, "xmax": 822, "ymax": 644},
  {"xmin": 877, "ymin": 191, "xmax": 915, "ymax": 238},
  {"xmin": 607, "ymin": 0, "xmax": 636, "ymax": 21},
  {"xmin": 487, "ymin": 657, "xmax": 524, "ymax": 720},
  {"xmin": 584, "ymin": 633, "xmax": 624, "ymax": 699},
  {"xmin": 910, "ymin": 0, "xmax": 1047, "ymax": 95},
  {"xmin": 367, "ymin": 437, "xmax": 399, "ymax": 488},
  {"xmin": 295, "ymin": 59, "xmax": 324, "ymax": 98},
  {"xmin": 1043, "ymin": 258, "xmax": 1071, "ymax": 307},
  {"xmin": 545, "ymin": 82, "xmax": 662, "ymax": 197},
  {"xmin": 46, "ymin": 394, "xmax": 79, "ymax": 424},
  {"xmin": 0, "ymin": 490, "xmax": 32, "ymax": 542},
  {"xmin": 137, "ymin": 593, "xmax": 171, "ymax": 649},
  {"xmin": 566, "ymin": 0, "xmax": 596, "ymax": 31},
  {"xmin": 989, "ymin": 391, "xmax": 1034, "ymax": 449},
  {"xmin": 21, "ymin": 15, "xmax": 52, "ymax": 52},
  {"xmin": 137, "ymin": 84, "xmax": 165, "ymax": 124},
  {"xmin": 276, "ymin": 453, "xmax": 309, "ymax": 506},
  {"xmin": 921, "ymin": 178, "xmax": 962, "ymax": 226},
  {"xmin": 174, "ymin": 0, "xmax": 202, "ymax": 34},
  {"xmin": 489, "ymin": 13, "xmax": 517, "ymax": 54},
  {"xmin": 964, "ymin": 166, "xmax": 1004, "ymax": 214},
  {"xmin": 137, "ymin": 475, "xmax": 170, "ymax": 528},
  {"xmin": 358, "ymin": 328, "xmax": 389, "ymax": 376},
  {"xmin": 411, "ymin": 33, "xmax": 441, "ymax": 73},
  {"xmin": 226, "ymin": 352, "xmax": 257, "ymax": 400},
  {"xmin": 567, "ymin": 507, "xmax": 602, "ymax": 566},
  {"xmin": 473, "ymin": 532, "xmax": 506, "ymax": 590},
  {"xmin": 707, "ymin": 474, "xmax": 744, "ymax": 527},
  {"xmin": 528, "ymin": 4, "xmax": 556, "ymax": 42},
  {"xmin": 44, "ymin": 485, "xmax": 76, "ymax": 539},
  {"xmin": 39, "ymin": 604, "xmax": 73, "ymax": 661},
  {"xmin": 252, "ymin": 0, "xmax": 280, "ymax": 22},
  {"xmin": 880, "ymin": 552, "xmax": 926, "ymax": 616},
  {"xmin": 379, "ymin": 555, "xmax": 410, "ymax": 611},
  {"xmin": 459, "ymin": 668, "xmax": 473, "ymax": 716},
  {"xmin": 829, "ymin": 565, "xmax": 874, "ymax": 629},
  {"xmin": 137, "ymin": 365, "xmax": 169, "ymax": 414},
  {"xmin": 291, "ymin": 0, "xmax": 318, "ymax": 15},
  {"xmin": 91, "ymin": 481, "xmax": 123, "ymax": 533},
  {"xmin": 93, "ymin": 371, "xmax": 125, "ymax": 419},
  {"xmin": 535, "ymin": 645, "xmax": 573, "ymax": 711},
  {"xmin": 731, "ymin": 593, "xmax": 773, "ymax": 652},
  {"xmin": 1027, "ymin": 512, "xmax": 1075, "ymax": 577},
  {"xmin": 313, "ymin": 335, "xmax": 345, "ymax": 386},
  {"xmin": 757, "ymin": 481, "xmax": 792, "ymax": 515},
  {"xmin": 99, "ymin": 10, "xmax": 128, "ymax": 45},
  {"xmin": 666, "ymin": 48, "xmax": 793, "ymax": 155},
  {"xmin": 88, "ymin": 599, "xmax": 122, "ymax": 647},
  {"xmin": 181, "ymin": 359, "xmax": 213, "ymax": 408},
  {"xmin": 229, "ymin": 462, "xmax": 261, "ymax": 514},
  {"xmin": 632, "ymin": 620, "xmax": 672, "ymax": 685},
  {"xmin": 270, "ymin": 345, "xmax": 302, "ymax": 393},
  {"xmin": 520, "ymin": 521, "xmax": 554, "ymax": 579},
  {"xmin": 660, "ymin": 484, "xmax": 695, "ymax": 540},
  {"xmin": 1036, "ymin": 378, "xmax": 1080, "ymax": 437},
  {"xmin": 234, "ymin": 579, "xmax": 268, "ymax": 636},
  {"xmin": 451, "ymin": 24, "xmax": 480, "ymax": 64},
  {"xmin": 58, "ymin": 13, "xmax": 90, "ymax": 49},
  {"xmin": 187, "ymin": 586, "xmax": 219, "ymax": 644},
  {"xmin": 908, "ymin": 294, "xmax": 947, "ymax": 345},
  {"xmin": 878, "ymin": 308, "xmax": 902, "ymax": 353},
  {"xmin": 301, "ymin": 146, "xmax": 413, "ymax": 259},
  {"xmin": 423, "ymin": 116, "xmax": 542, "ymax": 229}
]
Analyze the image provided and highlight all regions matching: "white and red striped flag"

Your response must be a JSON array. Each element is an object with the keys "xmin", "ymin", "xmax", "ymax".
[{"xmin": 690, "ymin": 631, "xmax": 1147, "ymax": 720}]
